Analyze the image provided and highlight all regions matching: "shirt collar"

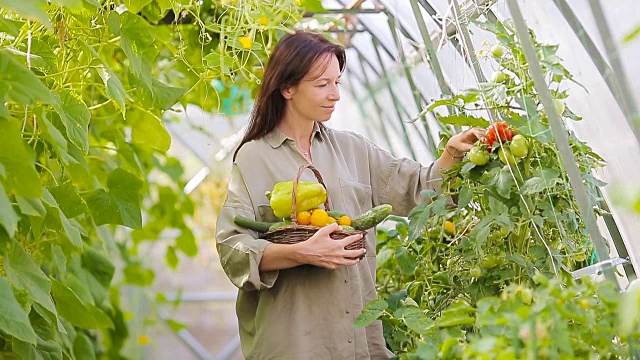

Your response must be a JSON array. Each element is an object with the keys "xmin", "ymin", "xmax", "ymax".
[{"xmin": 265, "ymin": 122, "xmax": 324, "ymax": 149}]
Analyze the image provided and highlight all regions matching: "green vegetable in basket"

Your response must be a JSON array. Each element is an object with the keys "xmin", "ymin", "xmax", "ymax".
[{"xmin": 352, "ymin": 204, "xmax": 393, "ymax": 230}]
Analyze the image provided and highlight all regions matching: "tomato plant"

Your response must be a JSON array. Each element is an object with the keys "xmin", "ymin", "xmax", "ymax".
[{"xmin": 357, "ymin": 20, "xmax": 631, "ymax": 358}]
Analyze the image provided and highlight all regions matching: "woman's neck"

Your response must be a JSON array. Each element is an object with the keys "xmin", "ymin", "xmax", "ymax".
[{"xmin": 277, "ymin": 116, "xmax": 315, "ymax": 150}]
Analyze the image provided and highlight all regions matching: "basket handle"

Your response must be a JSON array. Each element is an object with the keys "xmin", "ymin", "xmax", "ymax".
[{"xmin": 291, "ymin": 163, "xmax": 331, "ymax": 223}]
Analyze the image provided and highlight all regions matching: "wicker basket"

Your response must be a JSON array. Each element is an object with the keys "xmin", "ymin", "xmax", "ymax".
[{"xmin": 262, "ymin": 163, "xmax": 367, "ymax": 254}]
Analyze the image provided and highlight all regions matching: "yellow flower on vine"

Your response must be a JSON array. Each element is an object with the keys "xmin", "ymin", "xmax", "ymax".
[
  {"xmin": 239, "ymin": 36, "xmax": 253, "ymax": 49},
  {"xmin": 259, "ymin": 16, "xmax": 268, "ymax": 26}
]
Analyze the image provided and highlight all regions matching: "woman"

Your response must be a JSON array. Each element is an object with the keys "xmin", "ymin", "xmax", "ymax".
[{"xmin": 216, "ymin": 31, "xmax": 482, "ymax": 359}]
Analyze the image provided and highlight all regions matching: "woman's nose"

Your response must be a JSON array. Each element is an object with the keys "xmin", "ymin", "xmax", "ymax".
[{"xmin": 328, "ymin": 85, "xmax": 340, "ymax": 101}]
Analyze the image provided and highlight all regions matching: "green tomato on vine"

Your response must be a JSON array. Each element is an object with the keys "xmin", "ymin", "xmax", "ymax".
[
  {"xmin": 491, "ymin": 44, "xmax": 504, "ymax": 58},
  {"xmin": 468, "ymin": 146, "xmax": 490, "ymax": 166},
  {"xmin": 510, "ymin": 134, "xmax": 528, "ymax": 158},
  {"xmin": 498, "ymin": 146, "xmax": 518, "ymax": 165},
  {"xmin": 491, "ymin": 70, "xmax": 508, "ymax": 83}
]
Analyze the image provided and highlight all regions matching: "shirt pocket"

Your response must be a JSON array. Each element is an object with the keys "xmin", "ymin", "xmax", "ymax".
[
  {"xmin": 338, "ymin": 177, "xmax": 373, "ymax": 220},
  {"xmin": 257, "ymin": 204, "xmax": 280, "ymax": 222}
]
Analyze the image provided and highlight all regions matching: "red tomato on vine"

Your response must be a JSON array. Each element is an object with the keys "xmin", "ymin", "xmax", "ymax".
[{"xmin": 485, "ymin": 122, "xmax": 515, "ymax": 148}]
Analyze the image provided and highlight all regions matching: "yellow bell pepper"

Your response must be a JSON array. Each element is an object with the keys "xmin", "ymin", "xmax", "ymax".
[{"xmin": 268, "ymin": 180, "xmax": 327, "ymax": 219}]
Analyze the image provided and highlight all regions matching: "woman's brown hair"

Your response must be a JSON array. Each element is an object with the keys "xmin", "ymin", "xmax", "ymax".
[{"xmin": 233, "ymin": 31, "xmax": 346, "ymax": 160}]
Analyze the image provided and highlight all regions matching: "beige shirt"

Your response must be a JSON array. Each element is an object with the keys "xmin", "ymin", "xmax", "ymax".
[{"xmin": 216, "ymin": 125, "xmax": 444, "ymax": 360}]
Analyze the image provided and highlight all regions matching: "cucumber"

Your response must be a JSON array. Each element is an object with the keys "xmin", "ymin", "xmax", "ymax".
[
  {"xmin": 352, "ymin": 204, "xmax": 393, "ymax": 230},
  {"xmin": 328, "ymin": 210, "xmax": 346, "ymax": 219},
  {"xmin": 340, "ymin": 225, "xmax": 356, "ymax": 232},
  {"xmin": 234, "ymin": 215, "xmax": 277, "ymax": 233}
]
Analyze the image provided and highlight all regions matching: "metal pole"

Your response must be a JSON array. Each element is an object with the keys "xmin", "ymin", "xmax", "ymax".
[
  {"xmin": 353, "ymin": 47, "xmax": 403, "ymax": 151},
  {"xmin": 410, "ymin": 0, "xmax": 453, "ymax": 98},
  {"xmin": 386, "ymin": 12, "xmax": 437, "ymax": 154},
  {"xmin": 371, "ymin": 36, "xmax": 417, "ymax": 159}
]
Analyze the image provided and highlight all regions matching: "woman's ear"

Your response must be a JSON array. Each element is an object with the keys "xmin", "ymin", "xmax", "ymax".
[{"xmin": 281, "ymin": 85, "xmax": 295, "ymax": 100}]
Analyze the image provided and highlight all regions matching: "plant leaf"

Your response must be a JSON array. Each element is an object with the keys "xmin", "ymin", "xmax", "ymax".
[
  {"xmin": 520, "ymin": 169, "xmax": 561, "ymax": 195},
  {"xmin": 42, "ymin": 189, "xmax": 83, "ymax": 248},
  {"xmin": 0, "ymin": 182, "xmax": 19, "ymax": 237},
  {"xmin": 50, "ymin": 0, "xmax": 83, "ymax": 8},
  {"xmin": 353, "ymin": 299, "xmax": 388, "ymax": 328},
  {"xmin": 123, "ymin": 0, "xmax": 153, "ymax": 13},
  {"xmin": 457, "ymin": 186, "xmax": 472, "ymax": 209},
  {"xmin": 98, "ymin": 66, "xmax": 127, "ymax": 115},
  {"xmin": 4, "ymin": 240, "xmax": 58, "ymax": 318},
  {"xmin": 109, "ymin": 12, "xmax": 157, "ymax": 91},
  {"xmin": 81, "ymin": 246, "xmax": 115, "ymax": 289},
  {"xmin": 299, "ymin": 0, "xmax": 325, "ymax": 12},
  {"xmin": 408, "ymin": 203, "xmax": 432, "ymax": 242},
  {"xmin": 0, "ymin": 277, "xmax": 37, "ymax": 344},
  {"xmin": 395, "ymin": 247, "xmax": 417, "ymax": 275},
  {"xmin": 51, "ymin": 280, "xmax": 97, "ymax": 329},
  {"xmin": 13, "ymin": 335, "xmax": 63, "ymax": 360},
  {"xmin": 176, "ymin": 228, "xmax": 198, "ymax": 257},
  {"xmin": 73, "ymin": 333, "xmax": 96, "ymax": 360},
  {"xmin": 0, "ymin": 17, "xmax": 25, "ymax": 37},
  {"xmin": 435, "ymin": 114, "xmax": 490, "ymax": 128},
  {"xmin": 396, "ymin": 306, "xmax": 435, "ymax": 334},
  {"xmin": 80, "ymin": 40, "xmax": 127, "ymax": 115},
  {"xmin": 496, "ymin": 165, "xmax": 515, "ymax": 198},
  {"xmin": 16, "ymin": 197, "xmax": 46, "ymax": 217},
  {"xmin": 166, "ymin": 246, "xmax": 178, "ymax": 269},
  {"xmin": 130, "ymin": 110, "xmax": 172, "ymax": 153},
  {"xmin": 49, "ymin": 182, "xmax": 89, "ymax": 219},
  {"xmin": 0, "ymin": 118, "xmax": 43, "ymax": 197},
  {"xmin": 0, "ymin": 49, "xmax": 55, "ymax": 106},
  {"xmin": 0, "ymin": 0, "xmax": 50, "ymax": 28},
  {"xmin": 84, "ymin": 168, "xmax": 143, "ymax": 228},
  {"xmin": 143, "ymin": 78, "xmax": 187, "ymax": 111},
  {"xmin": 53, "ymin": 89, "xmax": 91, "ymax": 154}
]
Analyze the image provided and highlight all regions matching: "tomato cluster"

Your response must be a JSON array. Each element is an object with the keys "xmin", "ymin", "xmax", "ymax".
[
  {"xmin": 467, "ymin": 122, "xmax": 529, "ymax": 166},
  {"xmin": 484, "ymin": 122, "xmax": 515, "ymax": 148}
]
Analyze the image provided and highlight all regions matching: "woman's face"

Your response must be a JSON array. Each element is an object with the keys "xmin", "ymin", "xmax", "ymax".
[{"xmin": 282, "ymin": 54, "xmax": 341, "ymax": 123}]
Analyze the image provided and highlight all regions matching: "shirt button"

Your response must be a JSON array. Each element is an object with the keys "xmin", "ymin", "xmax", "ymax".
[
  {"xmin": 346, "ymin": 310, "xmax": 350, "ymax": 314},
  {"xmin": 344, "ymin": 279, "xmax": 348, "ymax": 283},
  {"xmin": 348, "ymin": 339, "xmax": 353, "ymax": 343}
]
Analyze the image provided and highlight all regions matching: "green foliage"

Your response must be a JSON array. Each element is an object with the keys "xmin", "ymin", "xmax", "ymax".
[
  {"xmin": 0, "ymin": 0, "xmax": 310, "ymax": 357},
  {"xmin": 366, "ymin": 20, "xmax": 639, "ymax": 358}
]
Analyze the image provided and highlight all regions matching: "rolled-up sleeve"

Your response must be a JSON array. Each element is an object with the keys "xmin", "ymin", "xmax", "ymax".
[
  {"xmin": 365, "ymin": 139, "xmax": 445, "ymax": 216},
  {"xmin": 216, "ymin": 165, "xmax": 279, "ymax": 291}
]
